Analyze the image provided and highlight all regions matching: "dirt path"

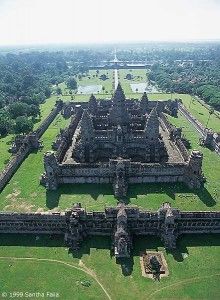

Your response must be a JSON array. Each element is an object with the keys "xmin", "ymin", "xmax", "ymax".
[
  {"xmin": 148, "ymin": 273, "xmax": 220, "ymax": 299},
  {"xmin": 0, "ymin": 256, "xmax": 112, "ymax": 300}
]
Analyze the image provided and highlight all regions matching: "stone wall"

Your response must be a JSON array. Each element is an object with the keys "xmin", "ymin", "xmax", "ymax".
[
  {"xmin": 56, "ymin": 109, "xmax": 83, "ymax": 162},
  {"xmin": 35, "ymin": 100, "xmax": 63, "ymax": 138},
  {"xmin": 0, "ymin": 211, "xmax": 67, "ymax": 234},
  {"xmin": 178, "ymin": 103, "xmax": 205, "ymax": 136},
  {"xmin": 178, "ymin": 103, "xmax": 220, "ymax": 156},
  {"xmin": 57, "ymin": 162, "xmax": 186, "ymax": 185},
  {"xmin": 0, "ymin": 203, "xmax": 219, "ymax": 253},
  {"xmin": 0, "ymin": 144, "xmax": 30, "ymax": 191},
  {"xmin": 159, "ymin": 113, "xmax": 190, "ymax": 161},
  {"xmin": 0, "ymin": 100, "xmax": 63, "ymax": 192}
]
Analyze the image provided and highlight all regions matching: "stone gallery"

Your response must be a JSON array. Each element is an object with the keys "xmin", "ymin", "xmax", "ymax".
[{"xmin": 41, "ymin": 83, "xmax": 205, "ymax": 198}]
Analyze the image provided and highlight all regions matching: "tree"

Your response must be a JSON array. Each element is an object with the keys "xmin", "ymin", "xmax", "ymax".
[
  {"xmin": 0, "ymin": 111, "xmax": 13, "ymax": 136},
  {"xmin": 29, "ymin": 105, "xmax": 40, "ymax": 118},
  {"xmin": 8, "ymin": 102, "xmax": 30, "ymax": 119},
  {"xmin": 100, "ymin": 74, "xmax": 108, "ymax": 81},
  {"xmin": 66, "ymin": 77, "xmax": 77, "ymax": 90},
  {"xmin": 125, "ymin": 73, "xmax": 132, "ymax": 80},
  {"xmin": 14, "ymin": 116, "xmax": 34, "ymax": 134},
  {"xmin": 56, "ymin": 87, "xmax": 62, "ymax": 95},
  {"xmin": 45, "ymin": 87, "xmax": 52, "ymax": 98}
]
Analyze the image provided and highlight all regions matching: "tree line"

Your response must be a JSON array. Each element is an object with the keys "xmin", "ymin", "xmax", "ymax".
[{"xmin": 0, "ymin": 50, "xmax": 110, "ymax": 136}]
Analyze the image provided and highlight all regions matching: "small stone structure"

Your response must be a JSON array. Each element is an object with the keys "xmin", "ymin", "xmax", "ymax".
[
  {"xmin": 0, "ymin": 202, "xmax": 219, "ymax": 261},
  {"xmin": 41, "ymin": 84, "xmax": 205, "ymax": 197},
  {"xmin": 9, "ymin": 133, "xmax": 43, "ymax": 154},
  {"xmin": 140, "ymin": 251, "xmax": 169, "ymax": 279},
  {"xmin": 200, "ymin": 129, "xmax": 220, "ymax": 155},
  {"xmin": 165, "ymin": 99, "xmax": 179, "ymax": 117}
]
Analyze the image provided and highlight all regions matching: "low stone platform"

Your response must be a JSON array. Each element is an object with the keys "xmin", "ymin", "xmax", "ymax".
[{"xmin": 140, "ymin": 251, "xmax": 169, "ymax": 280}]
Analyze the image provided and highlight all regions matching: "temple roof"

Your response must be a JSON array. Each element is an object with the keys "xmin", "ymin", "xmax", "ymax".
[
  {"xmin": 78, "ymin": 109, "xmax": 94, "ymax": 138},
  {"xmin": 89, "ymin": 94, "xmax": 97, "ymax": 103},
  {"xmin": 144, "ymin": 107, "xmax": 159, "ymax": 137},
  {"xmin": 113, "ymin": 82, "xmax": 126, "ymax": 102}
]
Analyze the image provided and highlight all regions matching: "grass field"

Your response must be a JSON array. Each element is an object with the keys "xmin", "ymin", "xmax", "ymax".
[
  {"xmin": 0, "ymin": 234, "xmax": 219, "ymax": 300},
  {"xmin": 118, "ymin": 69, "xmax": 148, "ymax": 94},
  {"xmin": 58, "ymin": 69, "xmax": 114, "ymax": 96},
  {"xmin": 176, "ymin": 94, "xmax": 220, "ymax": 132}
]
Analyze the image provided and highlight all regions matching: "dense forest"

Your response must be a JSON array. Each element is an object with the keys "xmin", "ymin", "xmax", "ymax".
[
  {"xmin": 117, "ymin": 43, "xmax": 220, "ymax": 109},
  {"xmin": 0, "ymin": 49, "xmax": 110, "ymax": 136}
]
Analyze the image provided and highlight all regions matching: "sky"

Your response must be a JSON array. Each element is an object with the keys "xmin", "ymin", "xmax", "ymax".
[{"xmin": 0, "ymin": 0, "xmax": 220, "ymax": 46}]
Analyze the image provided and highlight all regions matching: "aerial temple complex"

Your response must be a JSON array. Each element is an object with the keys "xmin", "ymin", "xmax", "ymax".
[
  {"xmin": 41, "ymin": 84, "xmax": 205, "ymax": 198},
  {"xmin": 0, "ymin": 83, "xmax": 219, "ymax": 263}
]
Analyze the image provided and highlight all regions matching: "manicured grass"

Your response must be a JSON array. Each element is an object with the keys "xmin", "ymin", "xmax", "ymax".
[
  {"xmin": 119, "ymin": 69, "xmax": 148, "ymax": 94},
  {"xmin": 0, "ymin": 236, "xmax": 105, "ymax": 300},
  {"xmin": 59, "ymin": 69, "xmax": 114, "ymax": 96},
  {"xmin": 0, "ymin": 234, "xmax": 219, "ymax": 300},
  {"xmin": 174, "ymin": 93, "xmax": 220, "ymax": 132}
]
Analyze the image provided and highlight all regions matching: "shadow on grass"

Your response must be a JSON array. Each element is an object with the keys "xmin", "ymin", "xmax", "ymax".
[
  {"xmin": 46, "ymin": 183, "xmax": 114, "ymax": 209},
  {"xmin": 0, "ymin": 233, "xmax": 64, "ymax": 247},
  {"xmin": 45, "ymin": 182, "xmax": 216, "ymax": 209},
  {"xmin": 168, "ymin": 233, "xmax": 220, "ymax": 262},
  {"xmin": 70, "ymin": 236, "xmax": 112, "ymax": 259},
  {"xmin": 1, "ymin": 234, "xmax": 220, "ymax": 276},
  {"xmin": 127, "ymin": 183, "xmax": 216, "ymax": 207}
]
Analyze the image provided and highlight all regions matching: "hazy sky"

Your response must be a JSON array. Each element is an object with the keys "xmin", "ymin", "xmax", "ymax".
[{"xmin": 0, "ymin": 0, "xmax": 220, "ymax": 45}]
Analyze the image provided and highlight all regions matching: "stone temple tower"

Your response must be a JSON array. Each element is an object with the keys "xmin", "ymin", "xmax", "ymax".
[
  {"xmin": 140, "ymin": 92, "xmax": 149, "ymax": 114},
  {"xmin": 73, "ymin": 109, "xmax": 96, "ymax": 162},
  {"xmin": 144, "ymin": 107, "xmax": 159, "ymax": 140},
  {"xmin": 109, "ymin": 83, "xmax": 130, "ymax": 126},
  {"xmin": 184, "ymin": 150, "xmax": 205, "ymax": 189},
  {"xmin": 114, "ymin": 205, "xmax": 131, "ymax": 258}
]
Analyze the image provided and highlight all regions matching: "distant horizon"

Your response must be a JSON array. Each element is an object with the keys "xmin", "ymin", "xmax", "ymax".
[{"xmin": 1, "ymin": 39, "xmax": 220, "ymax": 49}]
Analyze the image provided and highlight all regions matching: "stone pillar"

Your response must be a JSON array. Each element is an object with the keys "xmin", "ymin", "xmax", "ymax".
[
  {"xmin": 113, "ymin": 205, "xmax": 132, "ymax": 258},
  {"xmin": 64, "ymin": 204, "xmax": 86, "ymax": 250},
  {"xmin": 41, "ymin": 151, "xmax": 59, "ymax": 190},
  {"xmin": 184, "ymin": 150, "xmax": 205, "ymax": 189},
  {"xmin": 158, "ymin": 203, "xmax": 179, "ymax": 250}
]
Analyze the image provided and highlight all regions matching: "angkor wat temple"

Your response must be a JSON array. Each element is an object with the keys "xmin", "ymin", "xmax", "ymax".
[
  {"xmin": 0, "ymin": 84, "xmax": 219, "ymax": 261},
  {"xmin": 41, "ymin": 84, "xmax": 205, "ymax": 198}
]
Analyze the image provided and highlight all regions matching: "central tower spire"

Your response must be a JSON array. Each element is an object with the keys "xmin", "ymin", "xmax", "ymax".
[{"xmin": 109, "ymin": 83, "xmax": 130, "ymax": 125}]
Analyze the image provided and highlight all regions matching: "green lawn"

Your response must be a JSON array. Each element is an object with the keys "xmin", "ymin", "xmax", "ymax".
[
  {"xmin": 0, "ymin": 234, "xmax": 219, "ymax": 300},
  {"xmin": 175, "ymin": 94, "xmax": 220, "ymax": 132},
  {"xmin": 119, "ymin": 69, "xmax": 148, "ymax": 94},
  {"xmin": 58, "ymin": 69, "xmax": 114, "ymax": 96}
]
